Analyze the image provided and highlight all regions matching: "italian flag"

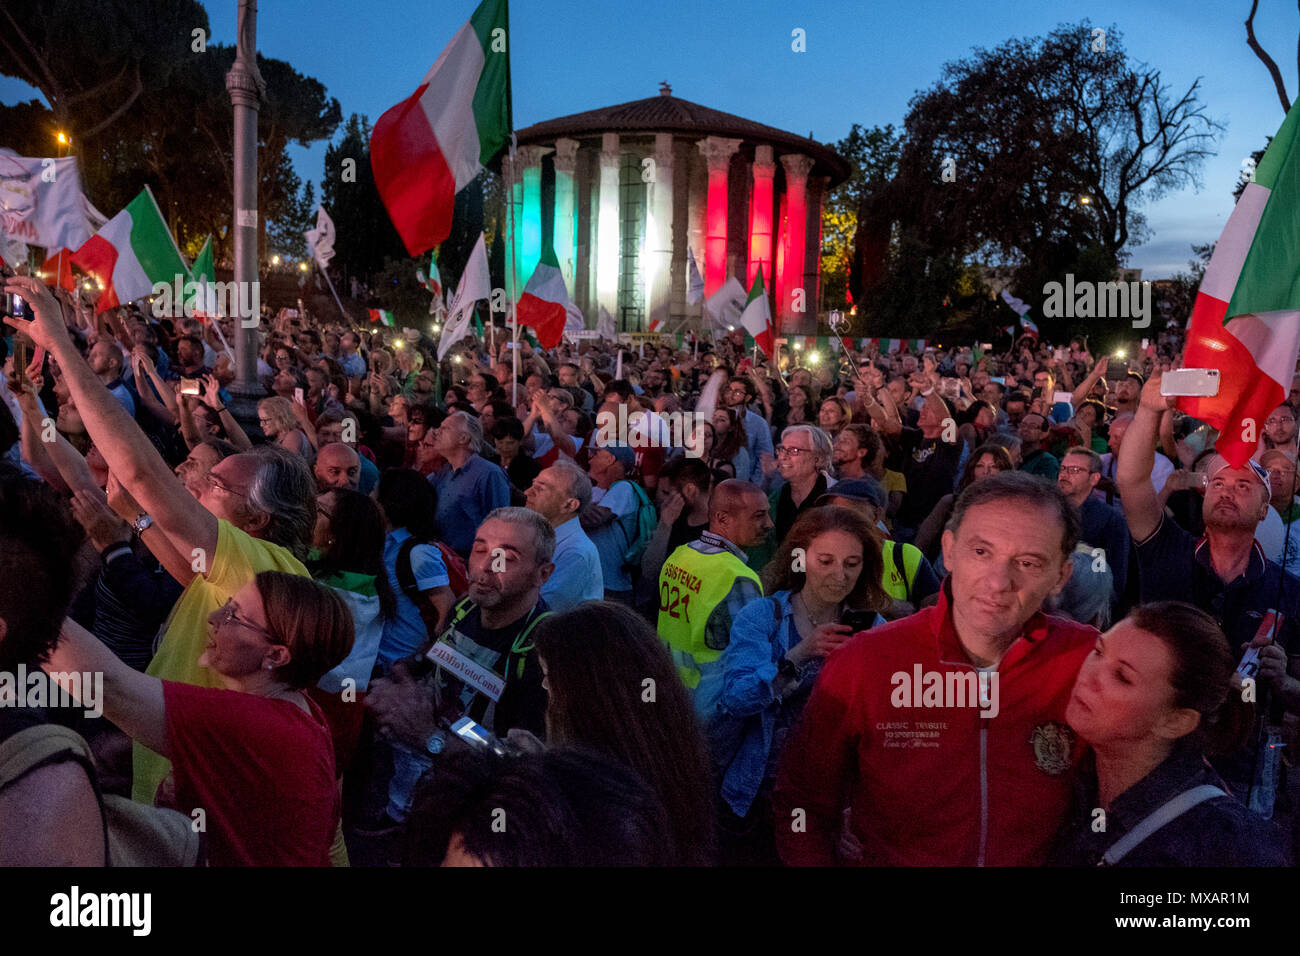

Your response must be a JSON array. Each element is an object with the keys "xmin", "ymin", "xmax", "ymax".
[
  {"xmin": 647, "ymin": 318, "xmax": 664, "ymax": 333},
  {"xmin": 516, "ymin": 245, "xmax": 569, "ymax": 348},
  {"xmin": 368, "ymin": 309, "xmax": 396, "ymax": 327},
  {"xmin": 740, "ymin": 267, "xmax": 774, "ymax": 357},
  {"xmin": 70, "ymin": 187, "xmax": 187, "ymax": 313},
  {"xmin": 1181, "ymin": 101, "xmax": 1300, "ymax": 467},
  {"xmin": 370, "ymin": 0, "xmax": 511, "ymax": 257}
]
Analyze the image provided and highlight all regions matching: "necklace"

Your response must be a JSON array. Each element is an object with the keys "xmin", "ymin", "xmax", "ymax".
[{"xmin": 795, "ymin": 591, "xmax": 838, "ymax": 628}]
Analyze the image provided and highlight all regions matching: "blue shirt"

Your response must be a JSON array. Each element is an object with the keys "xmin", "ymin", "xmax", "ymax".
[
  {"xmin": 341, "ymin": 352, "xmax": 367, "ymax": 378},
  {"xmin": 540, "ymin": 517, "xmax": 603, "ymax": 611},
  {"xmin": 711, "ymin": 589, "xmax": 883, "ymax": 817},
  {"xmin": 379, "ymin": 528, "xmax": 450, "ymax": 667},
  {"xmin": 742, "ymin": 408, "xmax": 774, "ymax": 483},
  {"xmin": 589, "ymin": 480, "xmax": 639, "ymax": 593},
  {"xmin": 430, "ymin": 454, "xmax": 511, "ymax": 556}
]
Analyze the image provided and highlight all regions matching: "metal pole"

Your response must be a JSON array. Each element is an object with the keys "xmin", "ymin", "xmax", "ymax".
[
  {"xmin": 226, "ymin": 0, "xmax": 265, "ymax": 412},
  {"xmin": 506, "ymin": 139, "xmax": 519, "ymax": 406},
  {"xmin": 317, "ymin": 262, "xmax": 349, "ymax": 320}
]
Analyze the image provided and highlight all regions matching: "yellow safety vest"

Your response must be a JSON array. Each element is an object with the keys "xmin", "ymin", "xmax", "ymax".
[
  {"xmin": 657, "ymin": 543, "xmax": 762, "ymax": 690},
  {"xmin": 881, "ymin": 539, "xmax": 923, "ymax": 602}
]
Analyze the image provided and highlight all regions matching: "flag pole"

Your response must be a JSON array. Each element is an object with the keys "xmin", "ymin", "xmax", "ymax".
[
  {"xmin": 507, "ymin": 134, "xmax": 519, "ymax": 407},
  {"xmin": 316, "ymin": 260, "xmax": 349, "ymax": 321}
]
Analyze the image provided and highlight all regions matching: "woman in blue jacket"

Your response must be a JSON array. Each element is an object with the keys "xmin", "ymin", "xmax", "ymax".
[{"xmin": 711, "ymin": 505, "xmax": 888, "ymax": 865}]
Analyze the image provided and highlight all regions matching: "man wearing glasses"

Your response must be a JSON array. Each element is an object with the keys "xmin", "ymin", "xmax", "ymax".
[
  {"xmin": 1263, "ymin": 404, "xmax": 1299, "ymax": 456},
  {"xmin": 4, "ymin": 275, "xmax": 318, "ymax": 807},
  {"xmin": 1056, "ymin": 448, "xmax": 1130, "ymax": 615},
  {"xmin": 722, "ymin": 376, "xmax": 774, "ymax": 484}
]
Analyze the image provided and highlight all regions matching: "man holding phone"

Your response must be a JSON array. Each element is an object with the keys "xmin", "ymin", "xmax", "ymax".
[{"xmin": 1118, "ymin": 372, "xmax": 1300, "ymax": 813}]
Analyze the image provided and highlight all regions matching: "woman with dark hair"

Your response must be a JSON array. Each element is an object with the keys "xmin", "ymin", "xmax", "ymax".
[
  {"xmin": 711, "ymin": 506, "xmax": 888, "ymax": 864},
  {"xmin": 1052, "ymin": 602, "xmax": 1287, "ymax": 866},
  {"xmin": 309, "ymin": 489, "xmax": 398, "ymax": 770},
  {"xmin": 710, "ymin": 407, "xmax": 751, "ymax": 483},
  {"xmin": 817, "ymin": 396, "xmax": 852, "ymax": 438},
  {"xmin": 775, "ymin": 383, "xmax": 814, "ymax": 430},
  {"xmin": 527, "ymin": 601, "xmax": 717, "ymax": 866},
  {"xmin": 375, "ymin": 469, "xmax": 453, "ymax": 666},
  {"xmin": 913, "ymin": 443, "xmax": 1015, "ymax": 562},
  {"xmin": 44, "ymin": 570, "xmax": 354, "ymax": 866}
]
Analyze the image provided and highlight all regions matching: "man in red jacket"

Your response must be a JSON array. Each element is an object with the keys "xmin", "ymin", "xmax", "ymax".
[{"xmin": 774, "ymin": 471, "xmax": 1097, "ymax": 866}]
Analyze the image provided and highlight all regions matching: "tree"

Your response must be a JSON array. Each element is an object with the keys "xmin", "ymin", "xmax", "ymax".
[
  {"xmin": 820, "ymin": 124, "xmax": 901, "ymax": 312},
  {"xmin": 898, "ymin": 22, "xmax": 1222, "ymax": 265},
  {"xmin": 1245, "ymin": 0, "xmax": 1298, "ymax": 112},
  {"xmin": 1158, "ymin": 242, "xmax": 1214, "ymax": 327},
  {"xmin": 320, "ymin": 114, "xmax": 406, "ymax": 284}
]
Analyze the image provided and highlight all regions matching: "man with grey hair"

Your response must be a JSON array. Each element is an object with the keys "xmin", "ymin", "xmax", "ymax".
[
  {"xmin": 1, "ymin": 276, "xmax": 315, "ymax": 807},
  {"xmin": 368, "ymin": 506, "xmax": 556, "ymax": 792},
  {"xmin": 429, "ymin": 409, "xmax": 511, "ymax": 557},
  {"xmin": 525, "ymin": 459, "xmax": 603, "ymax": 610}
]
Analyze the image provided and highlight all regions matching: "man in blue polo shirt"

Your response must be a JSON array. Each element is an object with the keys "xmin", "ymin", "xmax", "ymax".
[
  {"xmin": 525, "ymin": 459, "xmax": 603, "ymax": 611},
  {"xmin": 1118, "ymin": 371, "xmax": 1300, "ymax": 816},
  {"xmin": 429, "ymin": 411, "xmax": 511, "ymax": 557}
]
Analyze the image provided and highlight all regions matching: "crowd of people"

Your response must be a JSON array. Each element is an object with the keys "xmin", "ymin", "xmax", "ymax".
[{"xmin": 0, "ymin": 270, "xmax": 1296, "ymax": 867}]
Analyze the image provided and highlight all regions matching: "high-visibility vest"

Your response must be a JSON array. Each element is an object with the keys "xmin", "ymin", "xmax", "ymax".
[
  {"xmin": 657, "ymin": 543, "xmax": 762, "ymax": 690},
  {"xmin": 881, "ymin": 539, "xmax": 923, "ymax": 602}
]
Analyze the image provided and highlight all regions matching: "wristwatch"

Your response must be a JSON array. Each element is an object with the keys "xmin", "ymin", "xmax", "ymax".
[
  {"xmin": 777, "ymin": 656, "xmax": 799, "ymax": 681},
  {"xmin": 425, "ymin": 729, "xmax": 447, "ymax": 756},
  {"xmin": 131, "ymin": 513, "xmax": 154, "ymax": 536}
]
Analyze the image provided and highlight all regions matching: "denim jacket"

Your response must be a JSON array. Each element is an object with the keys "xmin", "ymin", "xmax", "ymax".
[{"xmin": 710, "ymin": 589, "xmax": 881, "ymax": 818}]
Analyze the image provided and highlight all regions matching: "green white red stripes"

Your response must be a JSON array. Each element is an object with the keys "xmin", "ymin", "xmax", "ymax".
[
  {"xmin": 368, "ymin": 309, "xmax": 396, "ymax": 327},
  {"xmin": 370, "ymin": 0, "xmax": 511, "ymax": 257},
  {"xmin": 740, "ymin": 267, "xmax": 774, "ymax": 357},
  {"xmin": 1181, "ymin": 100, "xmax": 1300, "ymax": 467},
  {"xmin": 70, "ymin": 187, "xmax": 188, "ymax": 312},
  {"xmin": 516, "ymin": 245, "xmax": 568, "ymax": 348}
]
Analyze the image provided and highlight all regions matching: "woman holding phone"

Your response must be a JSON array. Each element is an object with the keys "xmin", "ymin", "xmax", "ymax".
[{"xmin": 710, "ymin": 506, "xmax": 888, "ymax": 864}]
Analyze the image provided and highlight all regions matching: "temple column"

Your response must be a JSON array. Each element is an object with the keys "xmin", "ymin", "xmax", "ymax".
[
  {"xmin": 646, "ymin": 132, "xmax": 675, "ymax": 330},
  {"xmin": 516, "ymin": 144, "xmax": 550, "ymax": 284},
  {"xmin": 779, "ymin": 153, "xmax": 815, "ymax": 335},
  {"xmin": 697, "ymin": 136, "xmax": 741, "ymax": 297},
  {"xmin": 595, "ymin": 132, "xmax": 621, "ymax": 324},
  {"xmin": 552, "ymin": 138, "xmax": 579, "ymax": 295},
  {"xmin": 747, "ymin": 144, "xmax": 776, "ymax": 289}
]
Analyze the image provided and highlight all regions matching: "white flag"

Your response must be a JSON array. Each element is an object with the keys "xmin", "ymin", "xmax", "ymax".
[
  {"xmin": 0, "ymin": 151, "xmax": 95, "ymax": 252},
  {"xmin": 704, "ymin": 276, "xmax": 747, "ymax": 330},
  {"xmin": 1000, "ymin": 288, "xmax": 1031, "ymax": 316},
  {"xmin": 686, "ymin": 247, "xmax": 705, "ymax": 305},
  {"xmin": 596, "ymin": 305, "xmax": 616, "ymax": 340},
  {"xmin": 439, "ymin": 233, "xmax": 490, "ymax": 360},
  {"xmin": 304, "ymin": 205, "xmax": 336, "ymax": 268}
]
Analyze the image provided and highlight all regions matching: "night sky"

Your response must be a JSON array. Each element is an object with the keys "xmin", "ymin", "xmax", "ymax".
[{"xmin": 2, "ymin": 0, "xmax": 1293, "ymax": 277}]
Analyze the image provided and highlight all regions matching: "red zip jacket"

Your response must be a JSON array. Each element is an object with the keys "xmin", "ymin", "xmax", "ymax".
[{"xmin": 774, "ymin": 583, "xmax": 1096, "ymax": 866}]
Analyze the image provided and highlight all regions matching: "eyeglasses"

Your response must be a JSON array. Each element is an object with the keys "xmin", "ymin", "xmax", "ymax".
[
  {"xmin": 1265, "ymin": 417, "xmax": 1294, "ymax": 426},
  {"xmin": 1059, "ymin": 465, "xmax": 1093, "ymax": 477},
  {"xmin": 216, "ymin": 598, "xmax": 275, "ymax": 642},
  {"xmin": 207, "ymin": 473, "xmax": 249, "ymax": 499},
  {"xmin": 775, "ymin": 446, "xmax": 811, "ymax": 458}
]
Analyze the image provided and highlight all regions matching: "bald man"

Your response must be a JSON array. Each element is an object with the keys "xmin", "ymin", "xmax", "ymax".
[
  {"xmin": 658, "ymin": 479, "xmax": 772, "ymax": 716},
  {"xmin": 315, "ymin": 442, "xmax": 361, "ymax": 492}
]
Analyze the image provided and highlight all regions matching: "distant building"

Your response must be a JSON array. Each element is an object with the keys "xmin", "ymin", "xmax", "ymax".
[{"xmin": 510, "ymin": 84, "xmax": 849, "ymax": 335}]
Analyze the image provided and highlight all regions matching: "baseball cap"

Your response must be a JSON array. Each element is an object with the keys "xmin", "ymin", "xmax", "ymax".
[
  {"xmin": 1204, "ymin": 453, "xmax": 1271, "ymax": 494},
  {"xmin": 818, "ymin": 477, "xmax": 887, "ymax": 510},
  {"xmin": 1123, "ymin": 370, "xmax": 1145, "ymax": 387},
  {"xmin": 596, "ymin": 442, "xmax": 637, "ymax": 470}
]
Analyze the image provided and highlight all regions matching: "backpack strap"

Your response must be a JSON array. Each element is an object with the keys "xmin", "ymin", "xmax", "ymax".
[
  {"xmin": 394, "ymin": 537, "xmax": 421, "ymax": 600},
  {"xmin": 0, "ymin": 724, "xmax": 110, "ymax": 864},
  {"xmin": 1099, "ymin": 784, "xmax": 1227, "ymax": 866},
  {"xmin": 506, "ymin": 608, "xmax": 553, "ymax": 680}
]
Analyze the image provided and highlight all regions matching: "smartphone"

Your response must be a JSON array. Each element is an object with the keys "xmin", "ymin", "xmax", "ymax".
[
  {"xmin": 979, "ymin": 343, "xmax": 993, "ymax": 351},
  {"xmin": 841, "ymin": 609, "xmax": 877, "ymax": 633},
  {"xmin": 180, "ymin": 377, "xmax": 200, "ymax": 396},
  {"xmin": 293, "ymin": 387, "xmax": 305, "ymax": 404},
  {"xmin": 1160, "ymin": 368, "xmax": 1220, "ymax": 398},
  {"xmin": 449, "ymin": 716, "xmax": 512, "ymax": 756},
  {"xmin": 1238, "ymin": 610, "xmax": 1280, "ymax": 679}
]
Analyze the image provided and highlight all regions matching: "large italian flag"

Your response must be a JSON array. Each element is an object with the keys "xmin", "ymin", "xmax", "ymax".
[
  {"xmin": 1180, "ymin": 102, "xmax": 1300, "ymax": 467},
  {"xmin": 370, "ymin": 0, "xmax": 511, "ymax": 257},
  {"xmin": 70, "ymin": 187, "xmax": 187, "ymax": 313},
  {"xmin": 740, "ymin": 267, "xmax": 774, "ymax": 357},
  {"xmin": 515, "ymin": 245, "xmax": 569, "ymax": 348}
]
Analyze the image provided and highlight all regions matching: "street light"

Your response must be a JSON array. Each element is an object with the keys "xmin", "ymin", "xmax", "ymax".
[
  {"xmin": 271, "ymin": 254, "xmax": 280, "ymax": 266},
  {"xmin": 298, "ymin": 261, "xmax": 308, "ymax": 272},
  {"xmin": 56, "ymin": 131, "xmax": 68, "ymax": 145}
]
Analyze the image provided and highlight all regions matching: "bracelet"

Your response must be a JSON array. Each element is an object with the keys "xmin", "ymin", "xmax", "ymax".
[{"xmin": 213, "ymin": 405, "xmax": 227, "ymax": 413}]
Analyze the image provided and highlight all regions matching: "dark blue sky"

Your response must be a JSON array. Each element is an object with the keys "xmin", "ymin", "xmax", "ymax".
[{"xmin": 3, "ymin": 0, "xmax": 1295, "ymax": 277}]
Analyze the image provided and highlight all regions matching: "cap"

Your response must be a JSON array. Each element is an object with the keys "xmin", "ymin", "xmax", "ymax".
[
  {"xmin": 1204, "ymin": 454, "xmax": 1271, "ymax": 494},
  {"xmin": 818, "ymin": 477, "xmax": 887, "ymax": 510},
  {"xmin": 1123, "ymin": 370, "xmax": 1145, "ymax": 386},
  {"xmin": 596, "ymin": 442, "xmax": 637, "ymax": 470}
]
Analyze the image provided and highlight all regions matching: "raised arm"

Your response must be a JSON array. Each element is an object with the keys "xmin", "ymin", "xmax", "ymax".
[
  {"xmin": 1071, "ymin": 354, "xmax": 1108, "ymax": 408},
  {"xmin": 4, "ymin": 276, "xmax": 218, "ymax": 565},
  {"xmin": 1116, "ymin": 373, "xmax": 1171, "ymax": 543}
]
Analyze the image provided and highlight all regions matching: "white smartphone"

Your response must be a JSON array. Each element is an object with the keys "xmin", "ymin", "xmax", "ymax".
[
  {"xmin": 1160, "ymin": 368, "xmax": 1220, "ymax": 397},
  {"xmin": 293, "ymin": 387, "xmax": 304, "ymax": 404}
]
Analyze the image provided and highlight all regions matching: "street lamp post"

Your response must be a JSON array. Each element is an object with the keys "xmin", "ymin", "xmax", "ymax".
[{"xmin": 226, "ymin": 0, "xmax": 265, "ymax": 408}]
